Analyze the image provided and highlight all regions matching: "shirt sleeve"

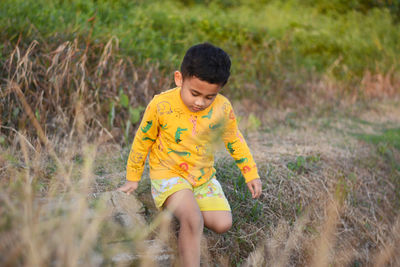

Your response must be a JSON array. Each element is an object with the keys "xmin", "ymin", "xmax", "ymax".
[
  {"xmin": 126, "ymin": 98, "xmax": 159, "ymax": 182},
  {"xmin": 222, "ymin": 101, "xmax": 260, "ymax": 183}
]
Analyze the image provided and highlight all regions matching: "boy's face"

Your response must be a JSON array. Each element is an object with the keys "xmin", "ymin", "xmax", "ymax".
[{"xmin": 174, "ymin": 71, "xmax": 222, "ymax": 113}]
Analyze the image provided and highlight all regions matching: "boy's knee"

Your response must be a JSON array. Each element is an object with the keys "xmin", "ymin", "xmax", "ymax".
[
  {"xmin": 179, "ymin": 211, "xmax": 204, "ymax": 233},
  {"xmin": 212, "ymin": 219, "xmax": 232, "ymax": 234}
]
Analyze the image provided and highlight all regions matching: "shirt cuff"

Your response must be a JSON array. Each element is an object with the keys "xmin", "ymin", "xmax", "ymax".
[
  {"xmin": 242, "ymin": 167, "xmax": 260, "ymax": 183},
  {"xmin": 126, "ymin": 168, "xmax": 142, "ymax": 182}
]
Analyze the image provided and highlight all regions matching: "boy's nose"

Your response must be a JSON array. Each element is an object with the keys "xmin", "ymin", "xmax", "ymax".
[{"xmin": 194, "ymin": 98, "xmax": 205, "ymax": 107}]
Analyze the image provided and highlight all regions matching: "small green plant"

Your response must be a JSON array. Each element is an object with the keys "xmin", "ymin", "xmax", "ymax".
[
  {"xmin": 129, "ymin": 106, "xmax": 145, "ymax": 125},
  {"xmin": 119, "ymin": 90, "xmax": 129, "ymax": 108},
  {"xmin": 287, "ymin": 156, "xmax": 306, "ymax": 173},
  {"xmin": 108, "ymin": 89, "xmax": 145, "ymax": 142},
  {"xmin": 287, "ymin": 154, "xmax": 321, "ymax": 174}
]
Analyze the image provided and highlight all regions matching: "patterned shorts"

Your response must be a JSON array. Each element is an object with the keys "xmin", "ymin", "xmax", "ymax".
[{"xmin": 151, "ymin": 177, "xmax": 231, "ymax": 211}]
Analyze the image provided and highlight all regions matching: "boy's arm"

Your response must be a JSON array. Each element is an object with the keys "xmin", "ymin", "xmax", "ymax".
[
  {"xmin": 222, "ymin": 101, "xmax": 260, "ymax": 184},
  {"xmin": 126, "ymin": 98, "xmax": 159, "ymax": 182}
]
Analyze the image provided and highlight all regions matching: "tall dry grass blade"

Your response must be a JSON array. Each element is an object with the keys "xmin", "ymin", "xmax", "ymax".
[
  {"xmin": 9, "ymin": 82, "xmax": 68, "ymax": 184},
  {"xmin": 12, "ymin": 40, "xmax": 38, "ymax": 88},
  {"xmin": 309, "ymin": 198, "xmax": 341, "ymax": 267},
  {"xmin": 243, "ymin": 244, "xmax": 265, "ymax": 267},
  {"xmin": 96, "ymin": 37, "xmax": 118, "ymax": 80},
  {"xmin": 46, "ymin": 41, "xmax": 70, "ymax": 76},
  {"xmin": 18, "ymin": 133, "xmax": 45, "ymax": 267},
  {"xmin": 274, "ymin": 211, "xmax": 310, "ymax": 267},
  {"xmin": 372, "ymin": 216, "xmax": 400, "ymax": 266},
  {"xmin": 0, "ymin": 126, "xmax": 37, "ymax": 153},
  {"xmin": 46, "ymin": 41, "xmax": 71, "ymax": 104},
  {"xmin": 8, "ymin": 40, "xmax": 21, "ymax": 81},
  {"xmin": 10, "ymin": 82, "xmax": 48, "ymax": 148}
]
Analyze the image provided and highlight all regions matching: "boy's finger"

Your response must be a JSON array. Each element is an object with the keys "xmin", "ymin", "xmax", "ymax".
[
  {"xmin": 251, "ymin": 185, "xmax": 257, "ymax": 198},
  {"xmin": 117, "ymin": 186, "xmax": 126, "ymax": 192},
  {"xmin": 127, "ymin": 187, "xmax": 135, "ymax": 195},
  {"xmin": 256, "ymin": 184, "xmax": 261, "ymax": 198}
]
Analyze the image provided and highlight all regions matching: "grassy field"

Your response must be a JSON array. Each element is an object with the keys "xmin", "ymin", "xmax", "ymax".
[
  {"xmin": 1, "ymin": 100, "xmax": 399, "ymax": 265},
  {"xmin": 1, "ymin": 0, "xmax": 400, "ymax": 265}
]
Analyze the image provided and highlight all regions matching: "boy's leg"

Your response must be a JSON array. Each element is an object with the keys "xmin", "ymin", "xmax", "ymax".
[
  {"xmin": 164, "ymin": 189, "xmax": 203, "ymax": 267},
  {"xmin": 202, "ymin": 211, "xmax": 232, "ymax": 234},
  {"xmin": 194, "ymin": 178, "xmax": 233, "ymax": 233}
]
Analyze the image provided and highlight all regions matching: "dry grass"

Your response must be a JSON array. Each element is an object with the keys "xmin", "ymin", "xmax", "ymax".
[
  {"xmin": 208, "ymin": 99, "xmax": 400, "ymax": 265},
  {"xmin": 1, "ymin": 39, "xmax": 400, "ymax": 266},
  {"xmin": 1, "ymin": 38, "xmax": 171, "ymax": 146}
]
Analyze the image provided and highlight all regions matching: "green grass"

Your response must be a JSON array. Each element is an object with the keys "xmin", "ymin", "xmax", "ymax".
[
  {"xmin": 355, "ymin": 128, "xmax": 400, "ymax": 151},
  {"xmin": 354, "ymin": 128, "xmax": 400, "ymax": 173}
]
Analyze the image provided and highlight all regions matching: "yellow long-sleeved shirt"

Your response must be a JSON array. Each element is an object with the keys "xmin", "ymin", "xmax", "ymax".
[{"xmin": 126, "ymin": 87, "xmax": 259, "ymax": 186}]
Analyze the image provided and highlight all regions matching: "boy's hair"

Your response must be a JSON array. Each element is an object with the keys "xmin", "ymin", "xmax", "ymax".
[{"xmin": 180, "ymin": 42, "xmax": 231, "ymax": 86}]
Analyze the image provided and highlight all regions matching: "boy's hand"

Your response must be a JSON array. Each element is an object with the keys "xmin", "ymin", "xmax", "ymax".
[
  {"xmin": 246, "ymin": 178, "xmax": 262, "ymax": 199},
  {"xmin": 117, "ymin": 181, "xmax": 139, "ymax": 195}
]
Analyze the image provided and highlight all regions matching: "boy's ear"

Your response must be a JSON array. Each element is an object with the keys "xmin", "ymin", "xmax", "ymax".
[{"xmin": 174, "ymin": 71, "xmax": 183, "ymax": 87}]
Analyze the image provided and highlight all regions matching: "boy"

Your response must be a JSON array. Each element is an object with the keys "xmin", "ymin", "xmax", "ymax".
[{"xmin": 118, "ymin": 43, "xmax": 262, "ymax": 266}]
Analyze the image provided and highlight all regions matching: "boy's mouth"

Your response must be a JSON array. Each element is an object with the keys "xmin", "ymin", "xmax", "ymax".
[{"xmin": 192, "ymin": 106, "xmax": 204, "ymax": 112}]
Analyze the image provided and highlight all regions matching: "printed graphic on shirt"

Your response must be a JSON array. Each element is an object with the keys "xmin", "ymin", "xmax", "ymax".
[
  {"xmin": 189, "ymin": 115, "xmax": 198, "ymax": 136},
  {"xmin": 160, "ymin": 123, "xmax": 168, "ymax": 130},
  {"xmin": 179, "ymin": 162, "xmax": 189, "ymax": 171},
  {"xmin": 197, "ymin": 167, "xmax": 206, "ymax": 181},
  {"xmin": 210, "ymin": 169, "xmax": 216, "ymax": 178},
  {"xmin": 209, "ymin": 122, "xmax": 222, "ymax": 130},
  {"xmin": 227, "ymin": 141, "xmax": 237, "ymax": 154},
  {"xmin": 157, "ymin": 101, "xmax": 172, "ymax": 115},
  {"xmin": 167, "ymin": 148, "xmax": 191, "ymax": 158},
  {"xmin": 174, "ymin": 108, "xmax": 184, "ymax": 118},
  {"xmin": 235, "ymin": 157, "xmax": 248, "ymax": 164},
  {"xmin": 242, "ymin": 165, "xmax": 251, "ymax": 173},
  {"xmin": 141, "ymin": 120, "xmax": 153, "ymax": 133},
  {"xmin": 129, "ymin": 151, "xmax": 144, "ymax": 164},
  {"xmin": 142, "ymin": 136, "xmax": 155, "ymax": 142},
  {"xmin": 222, "ymin": 102, "xmax": 230, "ymax": 114},
  {"xmin": 175, "ymin": 127, "xmax": 188, "ymax": 143},
  {"xmin": 201, "ymin": 107, "xmax": 213, "ymax": 119}
]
